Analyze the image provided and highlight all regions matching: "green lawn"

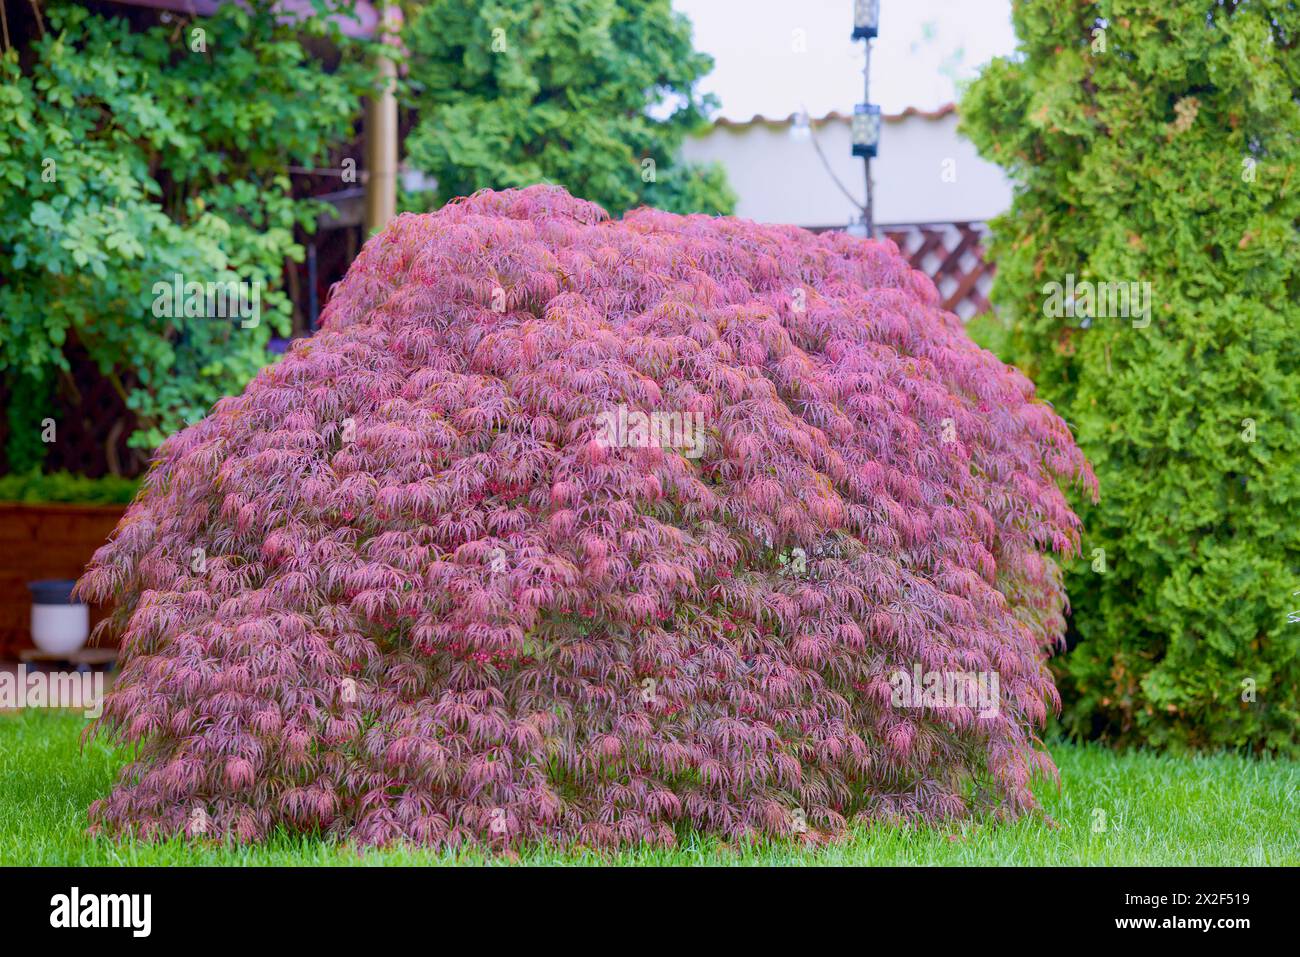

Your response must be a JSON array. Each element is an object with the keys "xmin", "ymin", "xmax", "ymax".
[{"xmin": 0, "ymin": 709, "xmax": 1294, "ymax": 866}]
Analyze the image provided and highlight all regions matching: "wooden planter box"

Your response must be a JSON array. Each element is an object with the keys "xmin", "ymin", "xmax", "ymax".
[{"xmin": 0, "ymin": 502, "xmax": 126, "ymax": 659}]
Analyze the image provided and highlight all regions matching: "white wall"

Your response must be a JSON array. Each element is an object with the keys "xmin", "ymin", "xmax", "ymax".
[{"xmin": 680, "ymin": 111, "xmax": 1012, "ymax": 229}]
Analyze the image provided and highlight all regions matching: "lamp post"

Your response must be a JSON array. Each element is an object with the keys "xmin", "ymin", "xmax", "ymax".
[{"xmin": 851, "ymin": 0, "xmax": 880, "ymax": 238}]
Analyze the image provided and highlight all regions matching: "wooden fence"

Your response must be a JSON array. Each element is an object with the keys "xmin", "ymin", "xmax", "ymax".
[
  {"xmin": 883, "ymin": 222, "xmax": 994, "ymax": 320},
  {"xmin": 0, "ymin": 503, "xmax": 126, "ymax": 658}
]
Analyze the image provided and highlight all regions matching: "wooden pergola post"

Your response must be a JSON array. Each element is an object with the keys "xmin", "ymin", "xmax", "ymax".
[{"xmin": 363, "ymin": 2, "xmax": 399, "ymax": 234}]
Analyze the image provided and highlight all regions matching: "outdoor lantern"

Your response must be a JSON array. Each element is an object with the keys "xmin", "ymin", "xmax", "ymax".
[
  {"xmin": 852, "ymin": 0, "xmax": 880, "ymax": 40},
  {"xmin": 851, "ymin": 103, "xmax": 881, "ymax": 158},
  {"xmin": 27, "ymin": 579, "xmax": 89, "ymax": 656}
]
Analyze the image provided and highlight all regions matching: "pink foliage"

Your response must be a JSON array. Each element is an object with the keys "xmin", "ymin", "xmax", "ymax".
[{"xmin": 78, "ymin": 186, "xmax": 1095, "ymax": 847}]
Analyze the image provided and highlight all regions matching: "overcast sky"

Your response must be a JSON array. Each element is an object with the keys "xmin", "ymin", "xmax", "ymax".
[{"xmin": 671, "ymin": 0, "xmax": 1016, "ymax": 119}]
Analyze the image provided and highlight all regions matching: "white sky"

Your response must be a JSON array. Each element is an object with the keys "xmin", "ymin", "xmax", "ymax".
[{"xmin": 671, "ymin": 0, "xmax": 1016, "ymax": 119}]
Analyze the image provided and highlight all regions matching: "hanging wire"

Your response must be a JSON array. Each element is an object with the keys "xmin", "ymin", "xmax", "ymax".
[{"xmin": 801, "ymin": 107, "xmax": 866, "ymax": 213}]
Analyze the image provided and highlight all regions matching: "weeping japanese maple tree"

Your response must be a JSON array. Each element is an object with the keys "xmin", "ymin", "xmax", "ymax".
[{"xmin": 79, "ymin": 186, "xmax": 1094, "ymax": 847}]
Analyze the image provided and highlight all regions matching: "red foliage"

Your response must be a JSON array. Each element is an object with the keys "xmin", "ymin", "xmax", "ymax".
[{"xmin": 78, "ymin": 186, "xmax": 1095, "ymax": 847}]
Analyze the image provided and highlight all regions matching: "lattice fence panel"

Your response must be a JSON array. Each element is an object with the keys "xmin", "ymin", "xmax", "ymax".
[{"xmin": 884, "ymin": 222, "xmax": 994, "ymax": 321}]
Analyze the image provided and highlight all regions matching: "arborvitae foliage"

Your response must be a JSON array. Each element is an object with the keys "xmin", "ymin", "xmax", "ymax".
[
  {"xmin": 962, "ymin": 0, "xmax": 1300, "ymax": 755},
  {"xmin": 79, "ymin": 187, "xmax": 1093, "ymax": 848}
]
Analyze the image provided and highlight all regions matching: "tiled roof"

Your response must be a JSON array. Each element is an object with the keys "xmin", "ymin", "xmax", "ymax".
[{"xmin": 713, "ymin": 103, "xmax": 957, "ymax": 129}]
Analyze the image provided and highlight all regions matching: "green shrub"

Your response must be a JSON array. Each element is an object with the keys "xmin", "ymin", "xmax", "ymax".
[
  {"xmin": 0, "ymin": 1, "xmax": 377, "ymax": 455},
  {"xmin": 400, "ymin": 0, "xmax": 735, "ymax": 216},
  {"xmin": 961, "ymin": 0, "xmax": 1300, "ymax": 755},
  {"xmin": 0, "ymin": 470, "xmax": 139, "ymax": 506}
]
